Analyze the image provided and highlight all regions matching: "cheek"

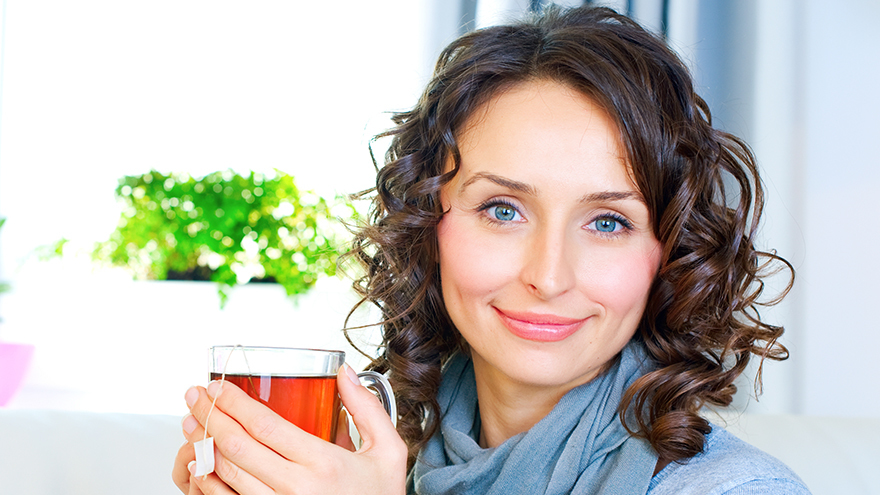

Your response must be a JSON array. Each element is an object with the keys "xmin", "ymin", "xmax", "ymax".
[
  {"xmin": 581, "ymin": 242, "xmax": 660, "ymax": 318},
  {"xmin": 437, "ymin": 214, "xmax": 515, "ymax": 307}
]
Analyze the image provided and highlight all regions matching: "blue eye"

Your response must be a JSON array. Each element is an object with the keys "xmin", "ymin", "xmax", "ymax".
[
  {"xmin": 595, "ymin": 218, "xmax": 618, "ymax": 232},
  {"xmin": 478, "ymin": 200, "xmax": 522, "ymax": 223},
  {"xmin": 492, "ymin": 205, "xmax": 518, "ymax": 221},
  {"xmin": 588, "ymin": 214, "xmax": 632, "ymax": 234}
]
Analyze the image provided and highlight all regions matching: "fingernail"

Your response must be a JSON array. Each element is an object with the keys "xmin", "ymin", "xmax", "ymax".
[
  {"xmin": 207, "ymin": 380, "xmax": 223, "ymax": 399},
  {"xmin": 182, "ymin": 414, "xmax": 198, "ymax": 435},
  {"xmin": 185, "ymin": 386, "xmax": 199, "ymax": 408},
  {"xmin": 343, "ymin": 363, "xmax": 360, "ymax": 386},
  {"xmin": 187, "ymin": 460, "xmax": 196, "ymax": 475}
]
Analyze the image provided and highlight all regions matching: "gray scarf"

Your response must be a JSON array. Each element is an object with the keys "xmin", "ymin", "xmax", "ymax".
[{"xmin": 408, "ymin": 341, "xmax": 658, "ymax": 495}]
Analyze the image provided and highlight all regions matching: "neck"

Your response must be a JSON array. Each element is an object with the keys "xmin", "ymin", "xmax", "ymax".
[{"xmin": 471, "ymin": 356, "xmax": 576, "ymax": 449}]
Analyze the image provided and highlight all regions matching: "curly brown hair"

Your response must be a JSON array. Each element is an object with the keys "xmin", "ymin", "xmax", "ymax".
[{"xmin": 343, "ymin": 5, "xmax": 793, "ymax": 466}]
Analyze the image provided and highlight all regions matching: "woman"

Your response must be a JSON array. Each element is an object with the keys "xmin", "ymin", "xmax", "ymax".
[{"xmin": 173, "ymin": 5, "xmax": 808, "ymax": 494}]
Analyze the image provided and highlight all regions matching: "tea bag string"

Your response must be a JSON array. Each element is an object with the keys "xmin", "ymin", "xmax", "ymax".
[{"xmin": 199, "ymin": 345, "xmax": 253, "ymax": 480}]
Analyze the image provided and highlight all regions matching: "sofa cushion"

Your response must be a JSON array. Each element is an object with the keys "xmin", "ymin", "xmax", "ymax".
[
  {"xmin": 1, "ymin": 409, "xmax": 877, "ymax": 495},
  {"xmin": 0, "ymin": 409, "xmax": 182, "ymax": 495}
]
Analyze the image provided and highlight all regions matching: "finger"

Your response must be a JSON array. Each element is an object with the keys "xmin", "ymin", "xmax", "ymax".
[
  {"xmin": 186, "ymin": 464, "xmax": 205, "ymax": 495},
  {"xmin": 187, "ymin": 383, "xmax": 312, "ymax": 488},
  {"xmin": 173, "ymin": 440, "xmax": 195, "ymax": 493},
  {"xmin": 334, "ymin": 408, "xmax": 356, "ymax": 451},
  {"xmin": 337, "ymin": 364, "xmax": 406, "ymax": 459},
  {"xmin": 187, "ymin": 467, "xmax": 205, "ymax": 495},
  {"xmin": 187, "ymin": 457, "xmax": 237, "ymax": 495},
  {"xmin": 212, "ymin": 449, "xmax": 276, "ymax": 495},
  {"xmin": 181, "ymin": 404, "xmax": 278, "ymax": 495},
  {"xmin": 202, "ymin": 379, "xmax": 330, "ymax": 463}
]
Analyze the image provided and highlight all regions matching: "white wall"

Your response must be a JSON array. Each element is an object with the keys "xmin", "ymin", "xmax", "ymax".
[
  {"xmin": 794, "ymin": 0, "xmax": 880, "ymax": 416},
  {"xmin": 3, "ymin": 273, "xmax": 382, "ymax": 416},
  {"xmin": 734, "ymin": 0, "xmax": 880, "ymax": 418}
]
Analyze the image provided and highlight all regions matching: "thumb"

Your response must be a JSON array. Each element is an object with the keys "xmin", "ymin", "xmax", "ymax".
[{"xmin": 336, "ymin": 363, "xmax": 399, "ymax": 452}]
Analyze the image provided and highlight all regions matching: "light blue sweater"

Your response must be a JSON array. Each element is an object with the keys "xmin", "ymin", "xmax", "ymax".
[{"xmin": 648, "ymin": 424, "xmax": 811, "ymax": 494}]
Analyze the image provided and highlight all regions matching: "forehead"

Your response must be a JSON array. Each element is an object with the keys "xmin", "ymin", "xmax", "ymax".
[
  {"xmin": 451, "ymin": 80, "xmax": 634, "ymax": 189},
  {"xmin": 465, "ymin": 79, "xmax": 621, "ymax": 135}
]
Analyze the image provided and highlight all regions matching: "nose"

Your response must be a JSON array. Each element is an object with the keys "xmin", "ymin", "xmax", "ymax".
[{"xmin": 520, "ymin": 224, "xmax": 577, "ymax": 300}]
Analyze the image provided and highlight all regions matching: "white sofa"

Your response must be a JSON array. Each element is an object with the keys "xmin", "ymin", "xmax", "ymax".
[
  {"xmin": 0, "ymin": 409, "xmax": 182, "ymax": 494},
  {"xmin": 0, "ymin": 408, "xmax": 877, "ymax": 495}
]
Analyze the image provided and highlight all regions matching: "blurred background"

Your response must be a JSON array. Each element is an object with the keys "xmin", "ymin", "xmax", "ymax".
[{"xmin": 0, "ymin": 0, "xmax": 877, "ymax": 419}]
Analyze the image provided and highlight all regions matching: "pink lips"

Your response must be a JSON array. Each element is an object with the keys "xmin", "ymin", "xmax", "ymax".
[{"xmin": 494, "ymin": 308, "xmax": 588, "ymax": 342}]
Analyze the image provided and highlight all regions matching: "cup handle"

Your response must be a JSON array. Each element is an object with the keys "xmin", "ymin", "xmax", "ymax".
[{"xmin": 356, "ymin": 371, "xmax": 398, "ymax": 428}]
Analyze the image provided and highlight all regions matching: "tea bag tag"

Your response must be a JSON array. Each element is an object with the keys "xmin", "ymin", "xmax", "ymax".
[{"xmin": 193, "ymin": 437, "xmax": 215, "ymax": 477}]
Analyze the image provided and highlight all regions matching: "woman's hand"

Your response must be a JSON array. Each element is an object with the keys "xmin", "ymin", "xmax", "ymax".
[{"xmin": 171, "ymin": 364, "xmax": 408, "ymax": 495}]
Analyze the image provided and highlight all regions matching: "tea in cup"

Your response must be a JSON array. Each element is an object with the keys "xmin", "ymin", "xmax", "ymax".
[{"xmin": 209, "ymin": 346, "xmax": 396, "ymax": 442}]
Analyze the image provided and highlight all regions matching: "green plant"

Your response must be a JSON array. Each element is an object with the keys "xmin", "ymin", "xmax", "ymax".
[{"xmin": 93, "ymin": 170, "xmax": 353, "ymax": 305}]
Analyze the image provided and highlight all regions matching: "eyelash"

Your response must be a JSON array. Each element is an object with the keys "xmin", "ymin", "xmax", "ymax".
[
  {"xmin": 477, "ymin": 199, "xmax": 523, "ymax": 225},
  {"xmin": 476, "ymin": 199, "xmax": 634, "ymax": 237},
  {"xmin": 586, "ymin": 213, "xmax": 634, "ymax": 237}
]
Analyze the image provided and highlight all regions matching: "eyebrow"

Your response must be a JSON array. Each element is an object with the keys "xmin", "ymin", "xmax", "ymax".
[
  {"xmin": 579, "ymin": 191, "xmax": 644, "ymax": 204},
  {"xmin": 459, "ymin": 172, "xmax": 537, "ymax": 195},
  {"xmin": 459, "ymin": 171, "xmax": 645, "ymax": 205}
]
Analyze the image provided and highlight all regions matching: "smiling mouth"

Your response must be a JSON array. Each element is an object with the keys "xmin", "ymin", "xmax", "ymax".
[{"xmin": 493, "ymin": 308, "xmax": 588, "ymax": 342}]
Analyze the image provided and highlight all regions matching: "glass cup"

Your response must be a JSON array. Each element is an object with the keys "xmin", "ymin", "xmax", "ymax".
[{"xmin": 209, "ymin": 346, "xmax": 396, "ymax": 442}]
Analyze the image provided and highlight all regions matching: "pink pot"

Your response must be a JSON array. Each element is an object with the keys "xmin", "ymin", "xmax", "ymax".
[{"xmin": 0, "ymin": 342, "xmax": 34, "ymax": 406}]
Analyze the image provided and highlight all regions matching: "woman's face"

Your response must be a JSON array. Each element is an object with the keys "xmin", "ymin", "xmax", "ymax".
[{"xmin": 437, "ymin": 80, "xmax": 662, "ymax": 392}]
